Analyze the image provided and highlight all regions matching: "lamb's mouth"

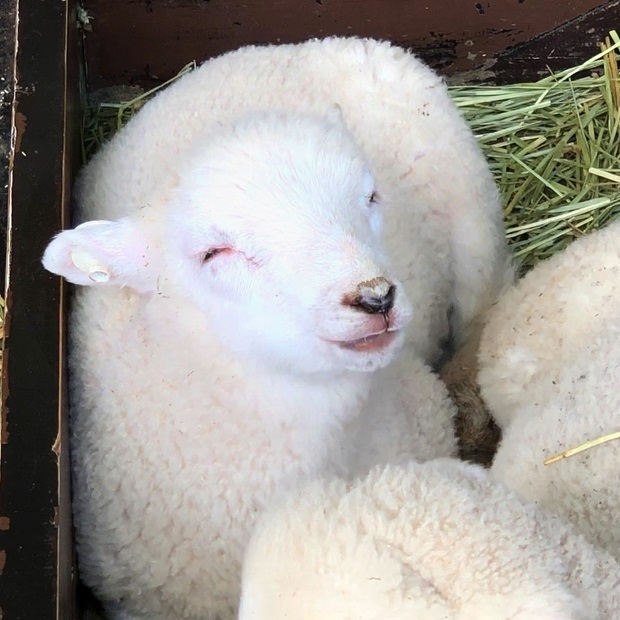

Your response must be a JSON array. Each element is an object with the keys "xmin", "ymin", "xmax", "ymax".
[{"xmin": 333, "ymin": 330, "xmax": 399, "ymax": 353}]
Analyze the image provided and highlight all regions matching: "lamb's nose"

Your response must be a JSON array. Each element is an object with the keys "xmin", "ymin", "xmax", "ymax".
[{"xmin": 350, "ymin": 278, "xmax": 396, "ymax": 314}]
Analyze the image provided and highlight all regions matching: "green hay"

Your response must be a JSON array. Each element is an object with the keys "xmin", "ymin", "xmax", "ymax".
[
  {"xmin": 81, "ymin": 61, "xmax": 197, "ymax": 163},
  {"xmin": 451, "ymin": 31, "xmax": 620, "ymax": 271},
  {"xmin": 82, "ymin": 33, "xmax": 620, "ymax": 272}
]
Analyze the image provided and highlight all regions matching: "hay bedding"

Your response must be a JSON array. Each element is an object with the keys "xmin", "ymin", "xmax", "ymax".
[{"xmin": 452, "ymin": 31, "xmax": 620, "ymax": 273}]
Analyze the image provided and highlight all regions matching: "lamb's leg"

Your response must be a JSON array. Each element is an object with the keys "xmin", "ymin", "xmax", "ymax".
[{"xmin": 438, "ymin": 327, "xmax": 501, "ymax": 467}]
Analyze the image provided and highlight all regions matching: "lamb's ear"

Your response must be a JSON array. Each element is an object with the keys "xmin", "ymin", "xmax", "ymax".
[{"xmin": 42, "ymin": 216, "xmax": 159, "ymax": 293}]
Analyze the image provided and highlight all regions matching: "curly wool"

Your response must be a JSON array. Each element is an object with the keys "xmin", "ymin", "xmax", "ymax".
[
  {"xmin": 241, "ymin": 459, "xmax": 620, "ymax": 620},
  {"xmin": 478, "ymin": 219, "xmax": 620, "ymax": 559}
]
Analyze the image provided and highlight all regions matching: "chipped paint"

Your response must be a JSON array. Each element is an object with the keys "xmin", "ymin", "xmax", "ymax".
[
  {"xmin": 12, "ymin": 111, "xmax": 25, "ymax": 154},
  {"xmin": 1, "ymin": 345, "xmax": 9, "ymax": 444}
]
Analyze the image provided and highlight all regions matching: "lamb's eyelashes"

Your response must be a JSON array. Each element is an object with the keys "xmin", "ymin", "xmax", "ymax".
[
  {"xmin": 367, "ymin": 190, "xmax": 379, "ymax": 206},
  {"xmin": 366, "ymin": 191, "xmax": 383, "ymax": 236},
  {"xmin": 201, "ymin": 247, "xmax": 228, "ymax": 263},
  {"xmin": 198, "ymin": 246, "xmax": 261, "ymax": 270}
]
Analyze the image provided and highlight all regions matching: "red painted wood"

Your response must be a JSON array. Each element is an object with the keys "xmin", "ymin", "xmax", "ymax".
[{"xmin": 81, "ymin": 0, "xmax": 612, "ymax": 87}]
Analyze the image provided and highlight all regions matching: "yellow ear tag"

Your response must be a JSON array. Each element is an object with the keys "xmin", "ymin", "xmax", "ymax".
[{"xmin": 70, "ymin": 249, "xmax": 110, "ymax": 283}]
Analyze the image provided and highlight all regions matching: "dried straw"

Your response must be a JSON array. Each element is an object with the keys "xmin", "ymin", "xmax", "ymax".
[
  {"xmin": 544, "ymin": 431, "xmax": 620, "ymax": 465},
  {"xmin": 451, "ymin": 30, "xmax": 620, "ymax": 272},
  {"xmin": 81, "ymin": 61, "xmax": 196, "ymax": 163}
]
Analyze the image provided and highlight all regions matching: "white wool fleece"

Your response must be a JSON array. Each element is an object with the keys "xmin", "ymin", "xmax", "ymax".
[
  {"xmin": 41, "ymin": 37, "xmax": 510, "ymax": 619},
  {"xmin": 491, "ymin": 333, "xmax": 620, "ymax": 561},
  {"xmin": 478, "ymin": 218, "xmax": 620, "ymax": 430},
  {"xmin": 476, "ymin": 218, "xmax": 620, "ymax": 560},
  {"xmin": 240, "ymin": 459, "xmax": 620, "ymax": 620},
  {"xmin": 342, "ymin": 347, "xmax": 458, "ymax": 478}
]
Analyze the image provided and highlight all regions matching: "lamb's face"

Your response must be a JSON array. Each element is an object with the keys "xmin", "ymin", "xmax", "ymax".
[
  {"xmin": 41, "ymin": 109, "xmax": 411, "ymax": 374},
  {"xmin": 164, "ymin": 110, "xmax": 412, "ymax": 374}
]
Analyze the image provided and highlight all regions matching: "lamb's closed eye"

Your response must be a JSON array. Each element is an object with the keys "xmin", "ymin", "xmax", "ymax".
[
  {"xmin": 199, "ymin": 247, "xmax": 262, "ymax": 272},
  {"xmin": 201, "ymin": 247, "xmax": 229, "ymax": 263},
  {"xmin": 364, "ymin": 186, "xmax": 383, "ymax": 236}
]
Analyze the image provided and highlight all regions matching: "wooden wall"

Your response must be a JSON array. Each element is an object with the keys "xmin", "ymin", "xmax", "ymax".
[
  {"xmin": 81, "ymin": 0, "xmax": 619, "ymax": 88},
  {"xmin": 1, "ymin": 0, "xmax": 81, "ymax": 617}
]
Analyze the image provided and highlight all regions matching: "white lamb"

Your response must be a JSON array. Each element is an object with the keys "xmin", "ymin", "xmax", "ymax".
[
  {"xmin": 240, "ymin": 458, "xmax": 620, "ymax": 620},
  {"xmin": 474, "ymin": 220, "xmax": 620, "ymax": 559},
  {"xmin": 490, "ymin": 337, "xmax": 620, "ymax": 559},
  {"xmin": 42, "ymin": 37, "xmax": 511, "ymax": 619},
  {"xmin": 478, "ymin": 218, "xmax": 620, "ymax": 429},
  {"xmin": 73, "ymin": 37, "xmax": 514, "ymax": 363}
]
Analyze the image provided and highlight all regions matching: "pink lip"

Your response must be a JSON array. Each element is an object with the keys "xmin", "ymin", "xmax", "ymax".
[{"xmin": 331, "ymin": 330, "xmax": 399, "ymax": 353}]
